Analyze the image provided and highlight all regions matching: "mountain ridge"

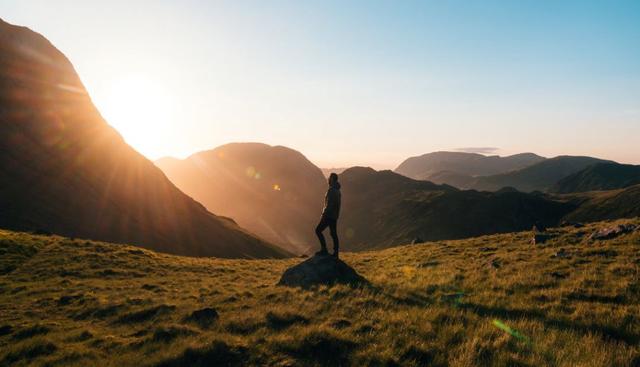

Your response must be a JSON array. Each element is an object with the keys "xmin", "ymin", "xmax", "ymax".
[
  {"xmin": 338, "ymin": 167, "xmax": 573, "ymax": 250},
  {"xmin": 155, "ymin": 142, "xmax": 327, "ymax": 254},
  {"xmin": 395, "ymin": 151, "xmax": 546, "ymax": 182},
  {"xmin": 0, "ymin": 18, "xmax": 287, "ymax": 259}
]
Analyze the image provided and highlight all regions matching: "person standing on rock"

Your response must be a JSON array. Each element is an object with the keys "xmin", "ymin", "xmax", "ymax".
[{"xmin": 315, "ymin": 173, "xmax": 341, "ymax": 258}]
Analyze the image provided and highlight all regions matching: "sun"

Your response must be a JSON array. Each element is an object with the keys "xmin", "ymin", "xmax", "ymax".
[{"xmin": 92, "ymin": 75, "xmax": 175, "ymax": 159}]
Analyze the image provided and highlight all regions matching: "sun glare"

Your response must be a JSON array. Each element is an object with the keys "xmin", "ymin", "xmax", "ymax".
[{"xmin": 93, "ymin": 75, "xmax": 175, "ymax": 159}]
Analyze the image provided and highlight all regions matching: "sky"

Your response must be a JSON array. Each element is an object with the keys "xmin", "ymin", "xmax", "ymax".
[{"xmin": 1, "ymin": 0, "xmax": 639, "ymax": 168}]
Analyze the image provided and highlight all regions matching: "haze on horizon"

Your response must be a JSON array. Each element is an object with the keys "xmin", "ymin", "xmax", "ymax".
[{"xmin": 1, "ymin": 0, "xmax": 639, "ymax": 168}]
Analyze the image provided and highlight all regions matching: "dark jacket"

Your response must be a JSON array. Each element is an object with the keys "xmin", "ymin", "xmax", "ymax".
[{"xmin": 321, "ymin": 182, "xmax": 341, "ymax": 220}]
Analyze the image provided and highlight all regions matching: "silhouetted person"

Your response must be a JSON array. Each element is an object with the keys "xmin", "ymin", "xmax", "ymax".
[{"xmin": 315, "ymin": 173, "xmax": 341, "ymax": 258}]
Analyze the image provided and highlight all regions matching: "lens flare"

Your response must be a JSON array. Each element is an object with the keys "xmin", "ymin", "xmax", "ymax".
[{"xmin": 492, "ymin": 319, "xmax": 530, "ymax": 343}]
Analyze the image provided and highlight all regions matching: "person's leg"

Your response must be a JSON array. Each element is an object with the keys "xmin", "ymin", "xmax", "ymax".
[
  {"xmin": 315, "ymin": 217, "xmax": 329, "ymax": 254},
  {"xmin": 329, "ymin": 219, "xmax": 339, "ymax": 257}
]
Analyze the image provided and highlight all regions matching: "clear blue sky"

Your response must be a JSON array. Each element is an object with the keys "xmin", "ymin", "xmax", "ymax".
[{"xmin": 2, "ymin": 0, "xmax": 639, "ymax": 167}]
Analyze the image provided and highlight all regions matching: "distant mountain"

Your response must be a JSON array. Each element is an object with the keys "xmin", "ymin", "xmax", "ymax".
[
  {"xmin": 156, "ymin": 143, "xmax": 327, "ymax": 254},
  {"xmin": 550, "ymin": 163, "xmax": 640, "ymax": 193},
  {"xmin": 395, "ymin": 151, "xmax": 545, "ymax": 184},
  {"xmin": 0, "ymin": 19, "xmax": 287, "ymax": 259},
  {"xmin": 562, "ymin": 184, "xmax": 640, "ymax": 222},
  {"xmin": 338, "ymin": 167, "xmax": 573, "ymax": 251},
  {"xmin": 421, "ymin": 170, "xmax": 477, "ymax": 187},
  {"xmin": 471, "ymin": 156, "xmax": 613, "ymax": 192}
]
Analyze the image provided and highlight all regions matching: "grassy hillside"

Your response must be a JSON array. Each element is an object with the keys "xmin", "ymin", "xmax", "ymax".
[
  {"xmin": 1, "ymin": 219, "xmax": 639, "ymax": 366},
  {"xmin": 562, "ymin": 185, "xmax": 640, "ymax": 223},
  {"xmin": 551, "ymin": 163, "xmax": 640, "ymax": 194}
]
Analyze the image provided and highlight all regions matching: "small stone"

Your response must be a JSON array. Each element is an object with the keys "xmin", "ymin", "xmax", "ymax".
[{"xmin": 185, "ymin": 308, "xmax": 219, "ymax": 328}]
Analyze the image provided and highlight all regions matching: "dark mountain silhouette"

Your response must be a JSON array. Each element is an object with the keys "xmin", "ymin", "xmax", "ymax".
[
  {"xmin": 395, "ymin": 151, "xmax": 545, "ymax": 184},
  {"xmin": 338, "ymin": 167, "xmax": 573, "ymax": 250},
  {"xmin": 0, "ymin": 19, "xmax": 287, "ymax": 259},
  {"xmin": 155, "ymin": 143, "xmax": 327, "ymax": 254},
  {"xmin": 470, "ymin": 156, "xmax": 613, "ymax": 192},
  {"xmin": 550, "ymin": 163, "xmax": 640, "ymax": 193},
  {"xmin": 562, "ymin": 185, "xmax": 640, "ymax": 222}
]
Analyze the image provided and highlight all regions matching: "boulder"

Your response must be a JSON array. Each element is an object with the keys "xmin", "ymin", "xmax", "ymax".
[
  {"xmin": 589, "ymin": 224, "xmax": 636, "ymax": 241},
  {"xmin": 278, "ymin": 255, "xmax": 368, "ymax": 288},
  {"xmin": 185, "ymin": 307, "xmax": 219, "ymax": 328}
]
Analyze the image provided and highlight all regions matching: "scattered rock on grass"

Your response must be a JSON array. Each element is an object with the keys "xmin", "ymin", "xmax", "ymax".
[
  {"xmin": 589, "ymin": 224, "xmax": 636, "ymax": 241},
  {"xmin": 550, "ymin": 271, "xmax": 568, "ymax": 279},
  {"xmin": 185, "ymin": 308, "xmax": 219, "ymax": 328}
]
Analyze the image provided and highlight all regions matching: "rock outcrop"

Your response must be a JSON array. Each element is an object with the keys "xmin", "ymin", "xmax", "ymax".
[
  {"xmin": 278, "ymin": 255, "xmax": 367, "ymax": 288},
  {"xmin": 589, "ymin": 224, "xmax": 637, "ymax": 241}
]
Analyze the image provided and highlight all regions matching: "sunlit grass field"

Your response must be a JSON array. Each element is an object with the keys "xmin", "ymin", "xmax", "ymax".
[{"xmin": 1, "ymin": 219, "xmax": 639, "ymax": 366}]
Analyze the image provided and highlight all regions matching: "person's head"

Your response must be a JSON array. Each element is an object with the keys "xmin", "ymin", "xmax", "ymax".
[{"xmin": 328, "ymin": 173, "xmax": 338, "ymax": 186}]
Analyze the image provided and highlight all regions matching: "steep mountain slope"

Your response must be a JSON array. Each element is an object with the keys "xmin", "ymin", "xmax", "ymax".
[
  {"xmin": 394, "ymin": 151, "xmax": 545, "ymax": 183},
  {"xmin": 561, "ymin": 184, "xmax": 640, "ymax": 222},
  {"xmin": 156, "ymin": 143, "xmax": 326, "ymax": 254},
  {"xmin": 551, "ymin": 163, "xmax": 640, "ymax": 193},
  {"xmin": 470, "ymin": 156, "xmax": 612, "ymax": 192},
  {"xmin": 0, "ymin": 19, "xmax": 286, "ymax": 258},
  {"xmin": 2, "ymin": 220, "xmax": 639, "ymax": 366},
  {"xmin": 338, "ymin": 167, "xmax": 573, "ymax": 250}
]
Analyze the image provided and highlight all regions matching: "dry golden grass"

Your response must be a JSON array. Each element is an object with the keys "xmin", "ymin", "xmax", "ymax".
[{"xmin": 0, "ymin": 218, "xmax": 639, "ymax": 366}]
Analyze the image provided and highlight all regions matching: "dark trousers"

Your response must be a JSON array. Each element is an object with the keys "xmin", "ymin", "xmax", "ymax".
[{"xmin": 315, "ymin": 216, "xmax": 339, "ymax": 252}]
